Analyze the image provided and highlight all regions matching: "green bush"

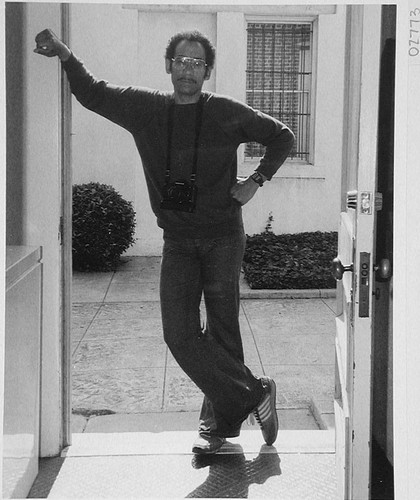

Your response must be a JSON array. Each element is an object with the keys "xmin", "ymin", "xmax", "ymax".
[
  {"xmin": 72, "ymin": 182, "xmax": 136, "ymax": 271},
  {"xmin": 243, "ymin": 230, "xmax": 338, "ymax": 289}
]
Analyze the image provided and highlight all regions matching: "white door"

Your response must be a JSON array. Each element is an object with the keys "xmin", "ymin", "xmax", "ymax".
[{"xmin": 333, "ymin": 5, "xmax": 383, "ymax": 499}]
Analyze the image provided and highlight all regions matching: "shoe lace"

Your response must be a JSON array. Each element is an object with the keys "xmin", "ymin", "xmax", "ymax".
[{"xmin": 247, "ymin": 408, "xmax": 265, "ymax": 427}]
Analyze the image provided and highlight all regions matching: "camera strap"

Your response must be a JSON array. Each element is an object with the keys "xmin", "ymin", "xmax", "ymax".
[{"xmin": 165, "ymin": 94, "xmax": 204, "ymax": 185}]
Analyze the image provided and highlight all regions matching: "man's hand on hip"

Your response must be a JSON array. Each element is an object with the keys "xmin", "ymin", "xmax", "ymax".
[{"xmin": 230, "ymin": 176, "xmax": 261, "ymax": 206}]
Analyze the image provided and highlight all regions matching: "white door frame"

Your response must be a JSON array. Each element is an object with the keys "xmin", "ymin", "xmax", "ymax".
[
  {"xmin": 393, "ymin": 0, "xmax": 420, "ymax": 497},
  {"xmin": 60, "ymin": 2, "xmax": 73, "ymax": 449}
]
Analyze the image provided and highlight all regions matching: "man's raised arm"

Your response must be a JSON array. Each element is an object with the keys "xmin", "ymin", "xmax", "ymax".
[{"xmin": 33, "ymin": 28, "xmax": 155, "ymax": 135}]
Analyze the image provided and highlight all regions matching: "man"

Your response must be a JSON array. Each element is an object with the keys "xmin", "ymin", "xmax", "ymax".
[{"xmin": 34, "ymin": 28, "xmax": 295, "ymax": 454}]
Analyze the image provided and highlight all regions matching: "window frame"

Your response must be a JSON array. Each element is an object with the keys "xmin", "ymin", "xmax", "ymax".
[{"xmin": 239, "ymin": 15, "xmax": 319, "ymax": 177}]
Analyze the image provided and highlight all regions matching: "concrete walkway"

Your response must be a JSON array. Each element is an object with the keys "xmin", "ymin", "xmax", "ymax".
[
  {"xmin": 28, "ymin": 256, "xmax": 337, "ymax": 498},
  {"xmin": 70, "ymin": 256, "xmax": 336, "ymax": 434}
]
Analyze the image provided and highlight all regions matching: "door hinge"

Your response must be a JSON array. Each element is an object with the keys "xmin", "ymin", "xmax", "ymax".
[{"xmin": 346, "ymin": 190, "xmax": 358, "ymax": 210}]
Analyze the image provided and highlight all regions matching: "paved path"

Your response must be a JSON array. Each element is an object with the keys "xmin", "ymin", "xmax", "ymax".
[{"xmin": 71, "ymin": 256, "xmax": 336, "ymax": 433}]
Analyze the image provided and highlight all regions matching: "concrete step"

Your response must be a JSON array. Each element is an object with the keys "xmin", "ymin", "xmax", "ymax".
[
  {"xmin": 71, "ymin": 406, "xmax": 326, "ymax": 435},
  {"xmin": 30, "ymin": 431, "xmax": 336, "ymax": 499}
]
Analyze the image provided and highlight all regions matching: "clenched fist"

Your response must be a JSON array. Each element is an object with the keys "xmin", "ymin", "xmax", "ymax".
[{"xmin": 34, "ymin": 28, "xmax": 71, "ymax": 61}]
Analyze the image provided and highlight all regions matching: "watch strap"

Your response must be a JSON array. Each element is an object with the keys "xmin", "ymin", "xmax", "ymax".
[{"xmin": 251, "ymin": 172, "xmax": 265, "ymax": 187}]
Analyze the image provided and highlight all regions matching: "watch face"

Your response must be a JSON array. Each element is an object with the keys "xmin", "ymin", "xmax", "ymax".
[{"xmin": 252, "ymin": 173, "xmax": 264, "ymax": 186}]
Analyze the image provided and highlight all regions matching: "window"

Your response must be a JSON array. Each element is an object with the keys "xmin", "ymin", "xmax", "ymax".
[{"xmin": 246, "ymin": 22, "xmax": 313, "ymax": 162}]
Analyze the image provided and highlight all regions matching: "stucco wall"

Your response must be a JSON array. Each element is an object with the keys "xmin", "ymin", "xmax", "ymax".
[
  {"xmin": 69, "ymin": 4, "xmax": 147, "ymax": 249},
  {"xmin": 242, "ymin": 8, "xmax": 345, "ymax": 236},
  {"xmin": 69, "ymin": 4, "xmax": 345, "ymax": 255}
]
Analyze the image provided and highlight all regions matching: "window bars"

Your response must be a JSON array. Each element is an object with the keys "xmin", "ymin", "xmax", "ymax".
[{"xmin": 246, "ymin": 23, "xmax": 313, "ymax": 161}]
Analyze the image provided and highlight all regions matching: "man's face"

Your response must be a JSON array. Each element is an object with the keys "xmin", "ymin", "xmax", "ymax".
[{"xmin": 166, "ymin": 40, "xmax": 212, "ymax": 103}]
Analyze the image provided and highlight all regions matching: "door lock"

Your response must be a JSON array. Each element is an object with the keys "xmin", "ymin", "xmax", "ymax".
[
  {"xmin": 374, "ymin": 258, "xmax": 392, "ymax": 280},
  {"xmin": 332, "ymin": 257, "xmax": 354, "ymax": 281},
  {"xmin": 359, "ymin": 252, "xmax": 370, "ymax": 317}
]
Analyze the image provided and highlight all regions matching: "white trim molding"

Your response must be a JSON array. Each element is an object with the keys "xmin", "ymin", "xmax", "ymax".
[{"xmin": 123, "ymin": 4, "xmax": 337, "ymax": 16}]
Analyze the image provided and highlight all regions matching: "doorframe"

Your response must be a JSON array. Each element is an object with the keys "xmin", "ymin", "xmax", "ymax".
[
  {"xmin": 60, "ymin": 3, "xmax": 73, "ymax": 449},
  {"xmin": 0, "ymin": 2, "xmax": 6, "ymax": 492},
  {"xmin": 393, "ymin": 0, "xmax": 420, "ymax": 497}
]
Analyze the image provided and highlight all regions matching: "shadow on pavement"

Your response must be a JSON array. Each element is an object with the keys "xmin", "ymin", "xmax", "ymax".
[
  {"xmin": 28, "ymin": 457, "xmax": 66, "ymax": 498},
  {"xmin": 187, "ymin": 444, "xmax": 281, "ymax": 498}
]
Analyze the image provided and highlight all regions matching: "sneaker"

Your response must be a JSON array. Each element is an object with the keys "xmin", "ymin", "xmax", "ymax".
[
  {"xmin": 192, "ymin": 435, "xmax": 226, "ymax": 455},
  {"xmin": 253, "ymin": 377, "xmax": 278, "ymax": 446}
]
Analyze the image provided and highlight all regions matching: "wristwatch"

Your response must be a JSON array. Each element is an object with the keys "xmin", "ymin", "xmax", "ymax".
[{"xmin": 251, "ymin": 171, "xmax": 265, "ymax": 187}]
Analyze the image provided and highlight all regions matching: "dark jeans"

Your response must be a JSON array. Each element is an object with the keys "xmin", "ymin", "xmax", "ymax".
[{"xmin": 160, "ymin": 228, "xmax": 264, "ymax": 438}]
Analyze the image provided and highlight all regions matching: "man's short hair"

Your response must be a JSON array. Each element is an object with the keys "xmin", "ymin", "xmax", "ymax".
[{"xmin": 165, "ymin": 30, "xmax": 216, "ymax": 68}]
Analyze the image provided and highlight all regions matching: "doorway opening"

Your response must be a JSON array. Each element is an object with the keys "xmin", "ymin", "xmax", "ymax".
[
  {"xmin": 66, "ymin": 3, "xmax": 337, "ymax": 440},
  {"xmin": 27, "ymin": 2, "xmax": 393, "ymax": 499}
]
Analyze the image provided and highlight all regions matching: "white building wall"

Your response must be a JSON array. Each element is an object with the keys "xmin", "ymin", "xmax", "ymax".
[
  {"xmin": 69, "ymin": 5, "xmax": 146, "ymax": 250},
  {"xmin": 70, "ymin": 4, "xmax": 345, "ymax": 255},
  {"xmin": 5, "ymin": 2, "xmax": 64, "ymax": 457}
]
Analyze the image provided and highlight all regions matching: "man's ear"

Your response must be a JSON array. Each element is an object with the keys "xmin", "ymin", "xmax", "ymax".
[
  {"xmin": 204, "ymin": 66, "xmax": 213, "ymax": 81},
  {"xmin": 165, "ymin": 58, "xmax": 172, "ymax": 74}
]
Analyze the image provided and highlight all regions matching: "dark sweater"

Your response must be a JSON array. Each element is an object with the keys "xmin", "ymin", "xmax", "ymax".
[{"xmin": 62, "ymin": 54, "xmax": 295, "ymax": 238}]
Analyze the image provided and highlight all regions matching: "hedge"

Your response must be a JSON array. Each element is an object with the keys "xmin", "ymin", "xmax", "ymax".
[{"xmin": 243, "ymin": 230, "xmax": 338, "ymax": 290}]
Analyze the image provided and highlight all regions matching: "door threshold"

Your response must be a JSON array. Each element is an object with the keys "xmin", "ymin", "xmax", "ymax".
[{"xmin": 63, "ymin": 429, "xmax": 335, "ymax": 457}]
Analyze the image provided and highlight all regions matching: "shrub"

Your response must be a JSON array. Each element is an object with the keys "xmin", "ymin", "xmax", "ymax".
[
  {"xmin": 243, "ymin": 230, "xmax": 338, "ymax": 289},
  {"xmin": 72, "ymin": 182, "xmax": 136, "ymax": 271}
]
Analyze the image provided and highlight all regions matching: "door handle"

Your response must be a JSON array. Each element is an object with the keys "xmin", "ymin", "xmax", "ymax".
[
  {"xmin": 332, "ymin": 257, "xmax": 354, "ymax": 281},
  {"xmin": 374, "ymin": 258, "xmax": 392, "ymax": 280}
]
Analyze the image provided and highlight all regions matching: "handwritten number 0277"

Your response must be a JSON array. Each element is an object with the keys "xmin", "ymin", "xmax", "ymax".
[{"xmin": 410, "ymin": 8, "xmax": 420, "ymax": 56}]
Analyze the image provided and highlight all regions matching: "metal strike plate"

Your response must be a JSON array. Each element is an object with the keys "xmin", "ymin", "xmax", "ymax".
[{"xmin": 359, "ymin": 252, "xmax": 370, "ymax": 317}]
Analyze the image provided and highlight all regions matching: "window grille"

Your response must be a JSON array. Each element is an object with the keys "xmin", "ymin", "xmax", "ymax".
[{"xmin": 246, "ymin": 22, "xmax": 313, "ymax": 161}]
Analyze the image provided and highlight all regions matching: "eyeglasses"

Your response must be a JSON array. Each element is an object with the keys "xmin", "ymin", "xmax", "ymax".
[{"xmin": 171, "ymin": 56, "xmax": 207, "ymax": 71}]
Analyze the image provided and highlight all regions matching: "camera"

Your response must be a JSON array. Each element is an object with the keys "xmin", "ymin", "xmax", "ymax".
[{"xmin": 160, "ymin": 180, "xmax": 197, "ymax": 213}]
